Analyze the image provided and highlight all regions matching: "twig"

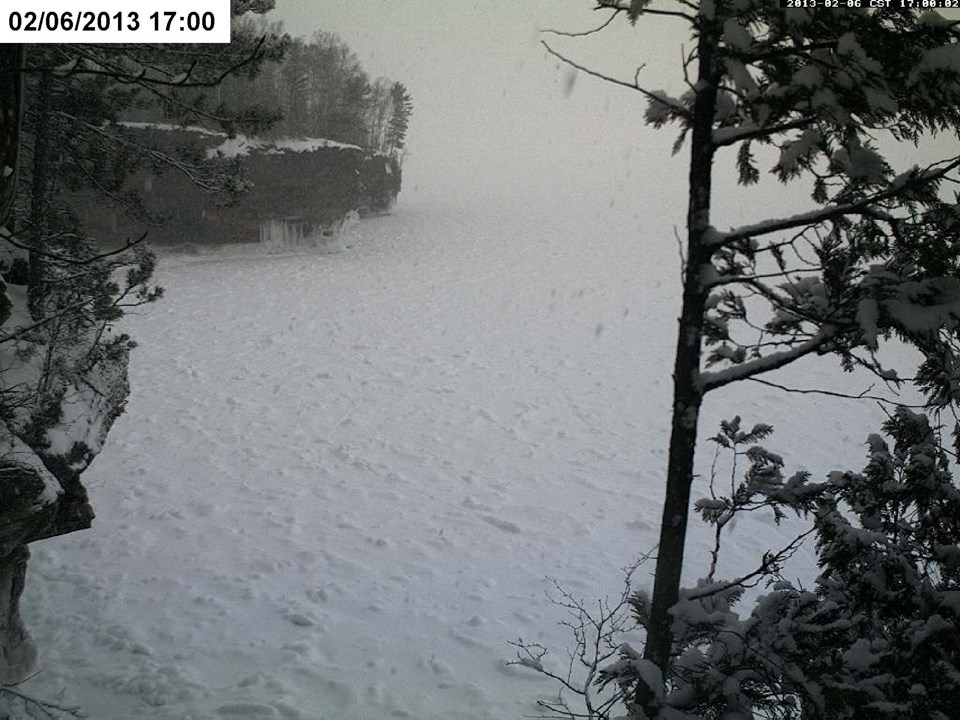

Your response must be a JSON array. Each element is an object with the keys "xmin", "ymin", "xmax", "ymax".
[
  {"xmin": 746, "ymin": 376, "xmax": 926, "ymax": 408},
  {"xmin": 0, "ymin": 298, "xmax": 94, "ymax": 345},
  {"xmin": 542, "ymin": 11, "xmax": 620, "ymax": 38},
  {"xmin": 19, "ymin": 36, "xmax": 267, "ymax": 89},
  {"xmin": 1, "ymin": 228, "xmax": 149, "ymax": 266},
  {"xmin": 540, "ymin": 41, "xmax": 692, "ymax": 119},
  {"xmin": 596, "ymin": 0, "xmax": 695, "ymax": 22},
  {"xmin": 0, "ymin": 686, "xmax": 87, "ymax": 719},
  {"xmin": 685, "ymin": 528, "xmax": 816, "ymax": 602}
]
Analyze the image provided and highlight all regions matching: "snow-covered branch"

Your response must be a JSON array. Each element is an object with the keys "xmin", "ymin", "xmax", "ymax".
[
  {"xmin": 727, "ymin": 40, "xmax": 840, "ymax": 63},
  {"xmin": 704, "ymin": 266, "xmax": 823, "ymax": 290},
  {"xmin": 709, "ymin": 155, "xmax": 960, "ymax": 247},
  {"xmin": 25, "ymin": 36, "xmax": 268, "ymax": 89},
  {"xmin": 0, "ymin": 298, "xmax": 95, "ymax": 345},
  {"xmin": 55, "ymin": 113, "xmax": 226, "ymax": 193},
  {"xmin": 712, "ymin": 117, "xmax": 815, "ymax": 147},
  {"xmin": 699, "ymin": 328, "xmax": 836, "ymax": 393},
  {"xmin": 0, "ymin": 227, "xmax": 149, "ymax": 267},
  {"xmin": 595, "ymin": 0, "xmax": 696, "ymax": 22}
]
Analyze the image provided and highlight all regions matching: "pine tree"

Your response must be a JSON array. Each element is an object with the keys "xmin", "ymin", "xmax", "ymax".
[
  {"xmin": 214, "ymin": 27, "xmax": 408, "ymax": 152},
  {"xmin": 386, "ymin": 82, "xmax": 413, "ymax": 157},
  {"xmin": 0, "ymin": 2, "xmax": 286, "ymax": 693},
  {"xmin": 591, "ymin": 410, "xmax": 960, "ymax": 719},
  {"xmin": 0, "ymin": 45, "xmax": 25, "ymax": 327},
  {"xmin": 542, "ymin": 2, "xmax": 960, "ymax": 711}
]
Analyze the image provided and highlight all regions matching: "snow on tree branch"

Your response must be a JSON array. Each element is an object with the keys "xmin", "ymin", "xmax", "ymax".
[
  {"xmin": 699, "ymin": 327, "xmax": 836, "ymax": 393},
  {"xmin": 708, "ymin": 155, "xmax": 960, "ymax": 248}
]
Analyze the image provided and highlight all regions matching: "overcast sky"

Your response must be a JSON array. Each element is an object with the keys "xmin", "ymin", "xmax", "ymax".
[
  {"xmin": 268, "ymin": 0, "xmax": 693, "ymax": 213},
  {"xmin": 267, "ymin": 1, "xmax": 959, "ymax": 221}
]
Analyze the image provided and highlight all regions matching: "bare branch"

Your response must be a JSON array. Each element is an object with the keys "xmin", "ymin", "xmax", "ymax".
[
  {"xmin": 542, "ymin": 10, "xmax": 621, "ymax": 38},
  {"xmin": 746, "ymin": 376, "xmax": 926, "ymax": 408},
  {"xmin": 684, "ymin": 528, "xmax": 816, "ymax": 602},
  {"xmin": 705, "ymin": 266, "xmax": 823, "ymax": 290},
  {"xmin": 0, "ymin": 686, "xmax": 87, "ymax": 718},
  {"xmin": 511, "ymin": 554, "xmax": 653, "ymax": 719},
  {"xmin": 540, "ymin": 41, "xmax": 692, "ymax": 120}
]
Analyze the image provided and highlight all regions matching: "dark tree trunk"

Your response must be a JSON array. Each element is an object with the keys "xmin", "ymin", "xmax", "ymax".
[
  {"xmin": 640, "ymin": 15, "xmax": 720, "ymax": 696},
  {"xmin": 28, "ymin": 69, "xmax": 53, "ymax": 318},
  {"xmin": 0, "ymin": 546, "xmax": 37, "ymax": 684},
  {"xmin": 0, "ymin": 45, "xmax": 25, "ymax": 227},
  {"xmin": 0, "ymin": 45, "xmax": 25, "ymax": 329},
  {"xmin": 0, "ymin": 48, "xmax": 40, "ymax": 688}
]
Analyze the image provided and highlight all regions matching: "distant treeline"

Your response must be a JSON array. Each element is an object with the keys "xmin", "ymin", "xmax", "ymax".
[
  {"xmin": 218, "ymin": 18, "xmax": 412, "ymax": 155},
  {"xmin": 128, "ymin": 19, "xmax": 413, "ymax": 156},
  {"xmin": 127, "ymin": 19, "xmax": 412, "ymax": 157}
]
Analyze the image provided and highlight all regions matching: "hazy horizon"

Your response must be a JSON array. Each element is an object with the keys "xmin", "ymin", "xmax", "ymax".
[
  {"xmin": 268, "ymin": 1, "xmax": 690, "ymax": 213},
  {"xmin": 267, "ymin": 1, "xmax": 959, "ymax": 228}
]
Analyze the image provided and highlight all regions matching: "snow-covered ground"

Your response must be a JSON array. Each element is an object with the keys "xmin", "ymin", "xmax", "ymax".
[{"xmin": 21, "ymin": 195, "xmax": 905, "ymax": 719}]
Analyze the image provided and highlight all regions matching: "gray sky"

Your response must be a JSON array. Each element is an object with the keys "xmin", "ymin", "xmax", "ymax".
[
  {"xmin": 268, "ymin": 1, "xmax": 690, "ymax": 211},
  {"xmin": 268, "ymin": 1, "xmax": 958, "ymax": 221}
]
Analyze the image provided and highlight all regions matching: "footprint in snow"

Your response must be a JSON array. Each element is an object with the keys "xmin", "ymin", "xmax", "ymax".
[
  {"xmin": 285, "ymin": 611, "xmax": 316, "ymax": 627},
  {"xmin": 215, "ymin": 703, "xmax": 279, "ymax": 719},
  {"xmin": 429, "ymin": 657, "xmax": 453, "ymax": 676},
  {"xmin": 481, "ymin": 515, "xmax": 522, "ymax": 534},
  {"xmin": 462, "ymin": 495, "xmax": 491, "ymax": 511}
]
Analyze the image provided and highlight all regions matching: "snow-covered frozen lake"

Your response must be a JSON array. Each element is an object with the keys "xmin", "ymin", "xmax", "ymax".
[{"xmin": 22, "ymin": 196, "xmax": 899, "ymax": 719}]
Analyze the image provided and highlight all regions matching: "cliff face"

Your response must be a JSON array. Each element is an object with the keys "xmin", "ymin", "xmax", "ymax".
[
  {"xmin": 69, "ymin": 125, "xmax": 402, "ymax": 248},
  {"xmin": 0, "ymin": 262, "xmax": 127, "ymax": 685}
]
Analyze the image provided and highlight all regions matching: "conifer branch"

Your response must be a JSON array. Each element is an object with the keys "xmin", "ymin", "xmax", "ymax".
[
  {"xmin": 711, "ymin": 155, "xmax": 960, "ymax": 247},
  {"xmin": 699, "ymin": 328, "xmax": 837, "ymax": 393},
  {"xmin": 596, "ymin": 0, "xmax": 696, "ymax": 22},
  {"xmin": 0, "ymin": 228, "xmax": 149, "ymax": 266},
  {"xmin": 19, "ymin": 36, "xmax": 268, "ymax": 88},
  {"xmin": 713, "ymin": 117, "xmax": 816, "ymax": 147}
]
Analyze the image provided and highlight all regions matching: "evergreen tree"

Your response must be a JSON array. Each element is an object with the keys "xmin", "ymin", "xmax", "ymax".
[
  {"xmin": 215, "ymin": 27, "xmax": 408, "ymax": 152},
  {"xmin": 520, "ymin": 412, "xmax": 960, "ymax": 718},
  {"xmin": 365, "ymin": 77, "xmax": 396, "ymax": 152},
  {"xmin": 385, "ymin": 82, "xmax": 413, "ymax": 156},
  {"xmin": 0, "ymin": 1, "xmax": 287, "ymax": 693},
  {"xmin": 538, "ymin": 2, "xmax": 960, "ymax": 714},
  {"xmin": 598, "ymin": 411, "xmax": 960, "ymax": 719}
]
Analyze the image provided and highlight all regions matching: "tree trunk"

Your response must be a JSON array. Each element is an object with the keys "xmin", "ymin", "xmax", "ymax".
[
  {"xmin": 0, "ymin": 45, "xmax": 25, "ymax": 226},
  {"xmin": 28, "ymin": 69, "xmax": 53, "ymax": 318},
  {"xmin": 640, "ymin": 16, "xmax": 719, "ymax": 693},
  {"xmin": 0, "ymin": 546, "xmax": 37, "ymax": 684},
  {"xmin": 0, "ymin": 46, "xmax": 38, "ymax": 689},
  {"xmin": 0, "ymin": 45, "xmax": 25, "ymax": 330}
]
